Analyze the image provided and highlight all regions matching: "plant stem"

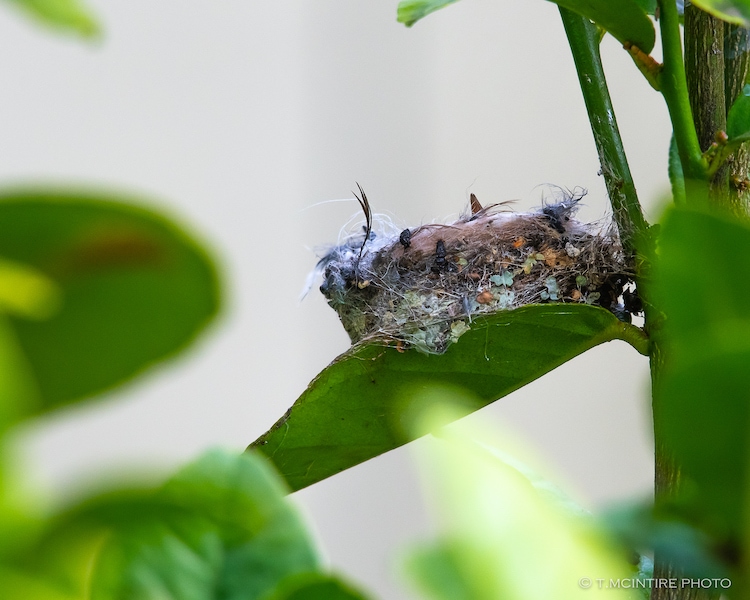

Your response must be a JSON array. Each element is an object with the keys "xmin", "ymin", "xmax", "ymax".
[
  {"xmin": 558, "ymin": 7, "xmax": 648, "ymax": 259},
  {"xmin": 684, "ymin": 5, "xmax": 731, "ymax": 206},
  {"xmin": 657, "ymin": 0, "xmax": 710, "ymax": 205},
  {"xmin": 684, "ymin": 6, "xmax": 726, "ymax": 154},
  {"xmin": 724, "ymin": 24, "xmax": 750, "ymax": 213}
]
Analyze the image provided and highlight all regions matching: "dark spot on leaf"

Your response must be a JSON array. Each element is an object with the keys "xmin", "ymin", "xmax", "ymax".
[{"xmin": 55, "ymin": 226, "xmax": 169, "ymax": 276}]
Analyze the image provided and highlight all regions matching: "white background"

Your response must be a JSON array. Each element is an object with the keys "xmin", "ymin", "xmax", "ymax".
[{"xmin": 0, "ymin": 1, "xmax": 668, "ymax": 597}]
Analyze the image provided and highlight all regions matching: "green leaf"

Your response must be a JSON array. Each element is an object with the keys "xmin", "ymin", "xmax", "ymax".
[
  {"xmin": 265, "ymin": 572, "xmax": 371, "ymax": 600},
  {"xmin": 0, "ymin": 315, "xmax": 39, "ymax": 432},
  {"xmin": 632, "ymin": 0, "xmax": 657, "ymax": 15},
  {"xmin": 652, "ymin": 207, "xmax": 750, "ymax": 541},
  {"xmin": 0, "ymin": 257, "xmax": 62, "ymax": 321},
  {"xmin": 3, "ymin": 0, "xmax": 100, "ymax": 37},
  {"xmin": 9, "ymin": 451, "xmax": 323, "ymax": 600},
  {"xmin": 0, "ymin": 189, "xmax": 221, "ymax": 416},
  {"xmin": 98, "ymin": 451, "xmax": 320, "ymax": 600},
  {"xmin": 397, "ymin": 0, "xmax": 459, "ymax": 26},
  {"xmin": 251, "ymin": 304, "xmax": 647, "ymax": 491},
  {"xmin": 397, "ymin": 0, "xmax": 655, "ymax": 53},
  {"xmin": 688, "ymin": 0, "xmax": 748, "ymax": 25},
  {"xmin": 405, "ymin": 543, "xmax": 485, "ymax": 600},
  {"xmin": 727, "ymin": 83, "xmax": 750, "ymax": 140},
  {"xmin": 0, "ymin": 566, "xmax": 78, "ymax": 600},
  {"xmin": 403, "ymin": 404, "xmax": 636, "ymax": 600},
  {"xmin": 553, "ymin": 0, "xmax": 655, "ymax": 52}
]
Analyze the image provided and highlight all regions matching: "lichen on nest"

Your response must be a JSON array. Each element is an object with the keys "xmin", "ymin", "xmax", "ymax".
[{"xmin": 314, "ymin": 186, "xmax": 641, "ymax": 354}]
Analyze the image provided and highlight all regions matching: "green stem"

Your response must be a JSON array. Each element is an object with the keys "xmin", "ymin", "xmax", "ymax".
[
  {"xmin": 657, "ymin": 0, "xmax": 710, "ymax": 203},
  {"xmin": 558, "ymin": 8, "xmax": 648, "ymax": 258}
]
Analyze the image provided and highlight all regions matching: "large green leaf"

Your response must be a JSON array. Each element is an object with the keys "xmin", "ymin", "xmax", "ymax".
[
  {"xmin": 652, "ymin": 207, "xmax": 750, "ymax": 544},
  {"xmin": 251, "ymin": 304, "xmax": 647, "ymax": 492},
  {"xmin": 5, "ymin": 451, "xmax": 325, "ymax": 600},
  {"xmin": 2, "ymin": 0, "xmax": 99, "ymax": 37},
  {"xmin": 397, "ymin": 0, "xmax": 656, "ymax": 53},
  {"xmin": 0, "ymin": 189, "xmax": 221, "ymax": 416}
]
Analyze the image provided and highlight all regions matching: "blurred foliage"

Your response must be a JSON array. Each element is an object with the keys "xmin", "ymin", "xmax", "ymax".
[
  {"xmin": 0, "ymin": 190, "xmax": 221, "ymax": 427},
  {"xmin": 403, "ymin": 402, "xmax": 638, "ymax": 600},
  {"xmin": 727, "ymin": 84, "xmax": 750, "ymax": 141},
  {"xmin": 0, "ymin": 450, "xmax": 368, "ymax": 599},
  {"xmin": 0, "ymin": 187, "xmax": 369, "ymax": 598},
  {"xmin": 2, "ymin": 0, "xmax": 99, "ymax": 37},
  {"xmin": 264, "ymin": 573, "xmax": 370, "ymax": 600}
]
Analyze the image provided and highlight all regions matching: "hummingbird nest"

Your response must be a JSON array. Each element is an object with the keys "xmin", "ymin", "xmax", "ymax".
[{"xmin": 314, "ymin": 186, "xmax": 639, "ymax": 355}]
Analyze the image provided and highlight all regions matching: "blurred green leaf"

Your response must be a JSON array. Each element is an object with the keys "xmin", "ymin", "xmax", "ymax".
[
  {"xmin": 405, "ymin": 543, "xmax": 486, "ymax": 600},
  {"xmin": 251, "ymin": 304, "xmax": 647, "ymax": 492},
  {"xmin": 689, "ymin": 0, "xmax": 748, "ymax": 25},
  {"xmin": 0, "ymin": 257, "xmax": 62, "ymax": 321},
  {"xmin": 8, "ymin": 450, "xmax": 323, "ymax": 600},
  {"xmin": 3, "ymin": 0, "xmax": 99, "ymax": 37},
  {"xmin": 96, "ymin": 451, "xmax": 320, "ymax": 600},
  {"xmin": 475, "ymin": 439, "xmax": 590, "ymax": 519},
  {"xmin": 397, "ymin": 0, "xmax": 655, "ymax": 53},
  {"xmin": 397, "ymin": 0, "xmax": 460, "ymax": 26},
  {"xmin": 0, "ymin": 315, "xmax": 39, "ymax": 431},
  {"xmin": 727, "ymin": 83, "xmax": 750, "ymax": 140},
  {"xmin": 603, "ymin": 503, "xmax": 729, "ymax": 580},
  {"xmin": 404, "ymin": 404, "xmax": 635, "ymax": 600},
  {"xmin": 0, "ymin": 566, "xmax": 78, "ymax": 600},
  {"xmin": 265, "ymin": 572, "xmax": 371, "ymax": 600},
  {"xmin": 652, "ymin": 207, "xmax": 750, "ymax": 541},
  {"xmin": 0, "ymin": 189, "xmax": 221, "ymax": 416}
]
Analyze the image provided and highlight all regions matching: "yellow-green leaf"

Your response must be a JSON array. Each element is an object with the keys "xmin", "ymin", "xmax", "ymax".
[{"xmin": 0, "ymin": 258, "xmax": 62, "ymax": 321}]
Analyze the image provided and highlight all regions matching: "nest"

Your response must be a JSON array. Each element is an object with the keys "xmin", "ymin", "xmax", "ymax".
[{"xmin": 315, "ymin": 188, "xmax": 638, "ymax": 354}]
